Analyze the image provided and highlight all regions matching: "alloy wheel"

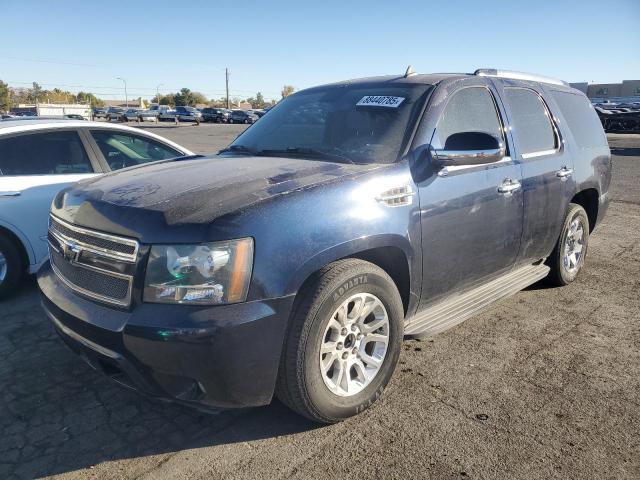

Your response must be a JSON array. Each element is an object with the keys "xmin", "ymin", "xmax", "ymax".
[
  {"xmin": 563, "ymin": 218, "xmax": 585, "ymax": 274},
  {"xmin": 319, "ymin": 293, "xmax": 389, "ymax": 397}
]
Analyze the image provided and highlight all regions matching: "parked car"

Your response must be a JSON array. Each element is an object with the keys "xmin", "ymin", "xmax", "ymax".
[
  {"xmin": 105, "ymin": 107, "xmax": 125, "ymax": 122},
  {"xmin": 174, "ymin": 106, "xmax": 202, "ymax": 122},
  {"xmin": 0, "ymin": 119, "xmax": 194, "ymax": 297},
  {"xmin": 250, "ymin": 109, "xmax": 267, "ymax": 118},
  {"xmin": 229, "ymin": 109, "xmax": 258, "ymax": 124},
  {"xmin": 201, "ymin": 108, "xmax": 230, "ymax": 123},
  {"xmin": 37, "ymin": 68, "xmax": 611, "ymax": 424},
  {"xmin": 63, "ymin": 114, "xmax": 87, "ymax": 121},
  {"xmin": 119, "ymin": 109, "xmax": 157, "ymax": 122},
  {"xmin": 147, "ymin": 104, "xmax": 171, "ymax": 120},
  {"xmin": 92, "ymin": 108, "xmax": 107, "ymax": 119},
  {"xmin": 594, "ymin": 105, "xmax": 640, "ymax": 133}
]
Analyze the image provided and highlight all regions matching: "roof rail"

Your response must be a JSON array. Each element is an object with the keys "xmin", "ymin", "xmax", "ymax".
[{"xmin": 474, "ymin": 68, "xmax": 568, "ymax": 86}]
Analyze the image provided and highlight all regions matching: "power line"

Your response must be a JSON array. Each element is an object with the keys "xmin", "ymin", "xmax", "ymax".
[{"xmin": 6, "ymin": 80, "xmax": 281, "ymax": 97}]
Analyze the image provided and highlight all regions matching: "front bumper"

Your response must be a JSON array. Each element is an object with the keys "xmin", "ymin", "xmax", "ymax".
[{"xmin": 38, "ymin": 262, "xmax": 295, "ymax": 409}]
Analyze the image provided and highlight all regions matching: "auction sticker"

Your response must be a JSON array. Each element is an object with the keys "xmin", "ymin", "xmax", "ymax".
[{"xmin": 356, "ymin": 96, "xmax": 405, "ymax": 108}]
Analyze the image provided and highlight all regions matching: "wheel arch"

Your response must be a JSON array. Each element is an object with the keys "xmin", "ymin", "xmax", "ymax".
[
  {"xmin": 286, "ymin": 235, "xmax": 416, "ymax": 317},
  {"xmin": 0, "ymin": 224, "xmax": 31, "ymax": 271},
  {"xmin": 571, "ymin": 188, "xmax": 599, "ymax": 233}
]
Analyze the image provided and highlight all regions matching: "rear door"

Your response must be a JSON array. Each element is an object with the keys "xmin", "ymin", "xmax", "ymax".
[
  {"xmin": 492, "ymin": 80, "xmax": 575, "ymax": 264},
  {"xmin": 0, "ymin": 129, "xmax": 101, "ymax": 266}
]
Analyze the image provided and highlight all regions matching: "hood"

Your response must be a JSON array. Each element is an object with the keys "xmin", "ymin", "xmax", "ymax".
[{"xmin": 52, "ymin": 155, "xmax": 378, "ymax": 242}]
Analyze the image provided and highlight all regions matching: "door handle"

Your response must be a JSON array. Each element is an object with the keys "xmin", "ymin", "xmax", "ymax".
[
  {"xmin": 498, "ymin": 179, "xmax": 521, "ymax": 195},
  {"xmin": 0, "ymin": 191, "xmax": 21, "ymax": 197},
  {"xmin": 556, "ymin": 167, "xmax": 573, "ymax": 179}
]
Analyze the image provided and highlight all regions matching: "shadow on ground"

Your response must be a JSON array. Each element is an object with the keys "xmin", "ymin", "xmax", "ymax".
[
  {"xmin": 610, "ymin": 146, "xmax": 640, "ymax": 157},
  {"xmin": 1, "ymin": 278, "xmax": 317, "ymax": 479}
]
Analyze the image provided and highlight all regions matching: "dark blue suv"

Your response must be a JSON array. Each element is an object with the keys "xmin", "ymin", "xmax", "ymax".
[{"xmin": 39, "ymin": 68, "xmax": 611, "ymax": 423}]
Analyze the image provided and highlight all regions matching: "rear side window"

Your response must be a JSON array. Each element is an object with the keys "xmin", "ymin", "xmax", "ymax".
[
  {"xmin": 434, "ymin": 87, "xmax": 504, "ymax": 148},
  {"xmin": 504, "ymin": 88, "xmax": 557, "ymax": 156},
  {"xmin": 552, "ymin": 91, "xmax": 607, "ymax": 149},
  {"xmin": 90, "ymin": 130, "xmax": 182, "ymax": 170},
  {"xmin": 0, "ymin": 130, "xmax": 93, "ymax": 176}
]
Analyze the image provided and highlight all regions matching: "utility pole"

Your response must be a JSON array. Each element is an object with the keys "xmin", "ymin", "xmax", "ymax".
[
  {"xmin": 117, "ymin": 77, "xmax": 128, "ymax": 107},
  {"xmin": 225, "ymin": 68, "xmax": 230, "ymax": 109},
  {"xmin": 156, "ymin": 83, "xmax": 164, "ymax": 104}
]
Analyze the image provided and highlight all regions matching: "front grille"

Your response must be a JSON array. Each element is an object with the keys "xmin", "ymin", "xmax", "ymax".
[
  {"xmin": 50, "ymin": 249, "xmax": 130, "ymax": 302},
  {"xmin": 48, "ymin": 215, "xmax": 138, "ymax": 307},
  {"xmin": 49, "ymin": 216, "xmax": 138, "ymax": 262}
]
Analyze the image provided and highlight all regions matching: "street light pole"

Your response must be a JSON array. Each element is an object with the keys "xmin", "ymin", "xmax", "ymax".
[
  {"xmin": 156, "ymin": 83, "xmax": 164, "ymax": 104},
  {"xmin": 116, "ymin": 77, "xmax": 128, "ymax": 107}
]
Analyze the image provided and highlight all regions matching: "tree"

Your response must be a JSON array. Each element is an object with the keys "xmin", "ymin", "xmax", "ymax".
[
  {"xmin": 281, "ymin": 85, "xmax": 295, "ymax": 99},
  {"xmin": 30, "ymin": 82, "xmax": 43, "ymax": 103},
  {"xmin": 0, "ymin": 80, "xmax": 10, "ymax": 112},
  {"xmin": 254, "ymin": 91, "xmax": 265, "ymax": 108},
  {"xmin": 173, "ymin": 88, "xmax": 208, "ymax": 106},
  {"xmin": 76, "ymin": 91, "xmax": 105, "ymax": 108}
]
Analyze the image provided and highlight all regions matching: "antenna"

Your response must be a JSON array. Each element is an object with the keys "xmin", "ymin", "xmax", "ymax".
[{"xmin": 404, "ymin": 65, "xmax": 416, "ymax": 78}]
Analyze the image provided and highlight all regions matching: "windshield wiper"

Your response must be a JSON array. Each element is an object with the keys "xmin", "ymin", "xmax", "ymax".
[
  {"xmin": 172, "ymin": 154, "xmax": 205, "ymax": 161},
  {"xmin": 260, "ymin": 147, "xmax": 355, "ymax": 164},
  {"xmin": 218, "ymin": 144, "xmax": 258, "ymax": 155}
]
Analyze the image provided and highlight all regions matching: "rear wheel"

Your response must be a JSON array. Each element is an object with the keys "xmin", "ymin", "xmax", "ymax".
[
  {"xmin": 0, "ymin": 235, "xmax": 24, "ymax": 299},
  {"xmin": 547, "ymin": 203, "xmax": 590, "ymax": 286},
  {"xmin": 276, "ymin": 259, "xmax": 403, "ymax": 423}
]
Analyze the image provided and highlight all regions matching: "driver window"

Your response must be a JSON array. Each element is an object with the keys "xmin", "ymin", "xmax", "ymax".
[
  {"xmin": 434, "ymin": 87, "xmax": 504, "ymax": 149},
  {"xmin": 90, "ymin": 130, "xmax": 182, "ymax": 170}
]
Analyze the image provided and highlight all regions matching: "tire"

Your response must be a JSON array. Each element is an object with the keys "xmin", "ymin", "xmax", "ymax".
[
  {"xmin": 546, "ymin": 203, "xmax": 590, "ymax": 286},
  {"xmin": 276, "ymin": 259, "xmax": 404, "ymax": 423},
  {"xmin": 0, "ymin": 235, "xmax": 24, "ymax": 299},
  {"xmin": 244, "ymin": 119, "xmax": 249, "ymax": 124}
]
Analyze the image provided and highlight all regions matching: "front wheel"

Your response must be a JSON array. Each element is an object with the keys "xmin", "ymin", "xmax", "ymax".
[
  {"xmin": 276, "ymin": 259, "xmax": 403, "ymax": 423},
  {"xmin": 546, "ymin": 203, "xmax": 590, "ymax": 286}
]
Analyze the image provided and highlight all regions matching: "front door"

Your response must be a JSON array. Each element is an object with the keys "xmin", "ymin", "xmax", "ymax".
[{"xmin": 415, "ymin": 79, "xmax": 524, "ymax": 308}]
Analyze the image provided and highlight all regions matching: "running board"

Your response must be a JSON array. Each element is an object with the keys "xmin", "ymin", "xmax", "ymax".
[{"xmin": 405, "ymin": 263, "xmax": 550, "ymax": 337}]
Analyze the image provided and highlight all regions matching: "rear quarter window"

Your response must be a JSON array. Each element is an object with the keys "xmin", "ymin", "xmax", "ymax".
[{"xmin": 552, "ymin": 91, "xmax": 607, "ymax": 149}]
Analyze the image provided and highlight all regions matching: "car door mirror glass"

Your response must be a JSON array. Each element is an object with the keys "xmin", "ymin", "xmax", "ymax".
[{"xmin": 432, "ymin": 131, "xmax": 506, "ymax": 167}]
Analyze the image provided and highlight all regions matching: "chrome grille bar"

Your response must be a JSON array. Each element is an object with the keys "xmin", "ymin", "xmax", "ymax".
[
  {"xmin": 48, "ymin": 214, "xmax": 139, "ymax": 307},
  {"xmin": 49, "ymin": 215, "xmax": 138, "ymax": 263}
]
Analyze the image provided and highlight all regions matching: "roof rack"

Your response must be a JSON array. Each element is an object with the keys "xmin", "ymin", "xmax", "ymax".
[{"xmin": 474, "ymin": 68, "xmax": 568, "ymax": 86}]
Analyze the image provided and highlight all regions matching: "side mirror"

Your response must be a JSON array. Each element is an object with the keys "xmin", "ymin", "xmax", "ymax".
[{"xmin": 431, "ymin": 131, "xmax": 506, "ymax": 167}]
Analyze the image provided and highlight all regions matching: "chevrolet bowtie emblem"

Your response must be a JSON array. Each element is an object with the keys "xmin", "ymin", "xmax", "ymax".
[{"xmin": 61, "ymin": 239, "xmax": 82, "ymax": 263}]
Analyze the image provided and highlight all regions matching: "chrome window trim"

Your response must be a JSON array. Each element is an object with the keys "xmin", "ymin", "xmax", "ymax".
[
  {"xmin": 438, "ymin": 156, "xmax": 512, "ymax": 177},
  {"xmin": 49, "ymin": 241, "xmax": 133, "ymax": 307},
  {"xmin": 504, "ymin": 87, "xmax": 564, "ymax": 160},
  {"xmin": 49, "ymin": 214, "xmax": 139, "ymax": 263},
  {"xmin": 521, "ymin": 149, "xmax": 558, "ymax": 159}
]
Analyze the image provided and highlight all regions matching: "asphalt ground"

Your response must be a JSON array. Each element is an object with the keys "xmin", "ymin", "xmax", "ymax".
[{"xmin": 1, "ymin": 129, "xmax": 638, "ymax": 479}]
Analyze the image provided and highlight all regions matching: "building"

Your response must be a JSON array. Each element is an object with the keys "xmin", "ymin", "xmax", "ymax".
[{"xmin": 570, "ymin": 80, "xmax": 640, "ymax": 100}]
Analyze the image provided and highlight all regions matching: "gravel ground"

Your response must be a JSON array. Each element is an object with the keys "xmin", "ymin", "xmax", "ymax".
[{"xmin": 1, "ymin": 130, "xmax": 638, "ymax": 480}]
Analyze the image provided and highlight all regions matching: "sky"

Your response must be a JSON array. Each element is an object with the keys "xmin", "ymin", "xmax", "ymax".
[{"xmin": 2, "ymin": 0, "xmax": 639, "ymax": 102}]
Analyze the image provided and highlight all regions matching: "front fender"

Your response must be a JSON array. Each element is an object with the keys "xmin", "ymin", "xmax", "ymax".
[{"xmin": 285, "ymin": 233, "xmax": 415, "ymax": 296}]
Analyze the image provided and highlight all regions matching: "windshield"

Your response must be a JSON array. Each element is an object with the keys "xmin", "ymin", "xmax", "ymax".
[{"xmin": 229, "ymin": 83, "xmax": 430, "ymax": 164}]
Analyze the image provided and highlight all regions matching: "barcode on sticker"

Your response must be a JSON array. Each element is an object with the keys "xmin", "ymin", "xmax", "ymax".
[{"xmin": 356, "ymin": 96, "xmax": 405, "ymax": 108}]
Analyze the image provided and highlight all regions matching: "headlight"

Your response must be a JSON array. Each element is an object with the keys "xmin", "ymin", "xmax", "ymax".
[{"xmin": 143, "ymin": 238, "xmax": 253, "ymax": 305}]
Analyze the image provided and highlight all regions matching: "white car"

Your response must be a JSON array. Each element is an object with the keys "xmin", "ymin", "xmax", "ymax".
[{"xmin": 0, "ymin": 119, "xmax": 194, "ymax": 297}]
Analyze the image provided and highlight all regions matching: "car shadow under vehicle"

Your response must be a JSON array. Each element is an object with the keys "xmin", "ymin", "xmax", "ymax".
[{"xmin": 1, "ymin": 281, "xmax": 317, "ymax": 479}]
